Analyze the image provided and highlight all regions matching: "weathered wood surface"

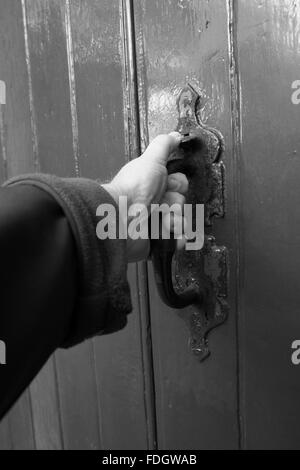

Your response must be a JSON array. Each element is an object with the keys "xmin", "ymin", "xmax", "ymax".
[
  {"xmin": 236, "ymin": 0, "xmax": 300, "ymax": 449},
  {"xmin": 134, "ymin": 0, "xmax": 240, "ymax": 450},
  {"xmin": 0, "ymin": 0, "xmax": 300, "ymax": 450},
  {"xmin": 0, "ymin": 0, "xmax": 153, "ymax": 450},
  {"xmin": 0, "ymin": 0, "xmax": 36, "ymax": 450}
]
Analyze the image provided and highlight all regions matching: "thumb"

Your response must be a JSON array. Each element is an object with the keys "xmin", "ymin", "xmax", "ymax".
[{"xmin": 142, "ymin": 132, "xmax": 182, "ymax": 166}]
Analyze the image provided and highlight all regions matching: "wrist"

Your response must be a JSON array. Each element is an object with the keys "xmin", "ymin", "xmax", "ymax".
[
  {"xmin": 102, "ymin": 183, "xmax": 130, "ymax": 247},
  {"xmin": 102, "ymin": 182, "xmax": 120, "ymax": 205}
]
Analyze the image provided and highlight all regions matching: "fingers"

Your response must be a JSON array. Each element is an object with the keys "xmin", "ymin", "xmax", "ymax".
[
  {"xmin": 161, "ymin": 191, "xmax": 186, "ymax": 239},
  {"xmin": 162, "ymin": 213, "xmax": 185, "ymax": 236},
  {"xmin": 162, "ymin": 191, "xmax": 185, "ymax": 209},
  {"xmin": 141, "ymin": 133, "xmax": 190, "ymax": 252},
  {"xmin": 142, "ymin": 132, "xmax": 182, "ymax": 165},
  {"xmin": 167, "ymin": 173, "xmax": 189, "ymax": 195}
]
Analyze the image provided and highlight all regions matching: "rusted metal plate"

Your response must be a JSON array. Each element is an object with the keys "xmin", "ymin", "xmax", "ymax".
[
  {"xmin": 155, "ymin": 84, "xmax": 229, "ymax": 361},
  {"xmin": 175, "ymin": 236, "xmax": 229, "ymax": 361}
]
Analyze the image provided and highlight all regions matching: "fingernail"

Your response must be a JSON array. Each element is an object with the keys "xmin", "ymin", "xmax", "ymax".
[{"xmin": 169, "ymin": 132, "xmax": 183, "ymax": 146}]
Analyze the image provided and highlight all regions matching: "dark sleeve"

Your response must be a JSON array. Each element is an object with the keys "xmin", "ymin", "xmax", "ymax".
[{"xmin": 0, "ymin": 176, "xmax": 132, "ymax": 420}]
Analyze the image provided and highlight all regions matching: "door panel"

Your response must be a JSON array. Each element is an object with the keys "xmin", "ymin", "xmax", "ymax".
[
  {"xmin": 24, "ymin": 0, "xmax": 77, "ymax": 449},
  {"xmin": 134, "ymin": 0, "xmax": 240, "ymax": 450},
  {"xmin": 66, "ymin": 0, "xmax": 155, "ymax": 450},
  {"xmin": 0, "ymin": 0, "xmax": 154, "ymax": 450},
  {"xmin": 237, "ymin": 0, "xmax": 300, "ymax": 449},
  {"xmin": 0, "ymin": 0, "xmax": 36, "ymax": 450}
]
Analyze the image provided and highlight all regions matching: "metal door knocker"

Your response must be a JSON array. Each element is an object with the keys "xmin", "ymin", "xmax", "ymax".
[{"xmin": 151, "ymin": 84, "xmax": 229, "ymax": 361}]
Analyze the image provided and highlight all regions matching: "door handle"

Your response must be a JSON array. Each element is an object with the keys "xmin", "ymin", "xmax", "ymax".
[
  {"xmin": 151, "ymin": 135, "xmax": 205, "ymax": 309},
  {"xmin": 150, "ymin": 84, "xmax": 229, "ymax": 361}
]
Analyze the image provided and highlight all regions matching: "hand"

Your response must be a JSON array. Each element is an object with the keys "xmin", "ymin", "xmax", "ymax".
[{"xmin": 103, "ymin": 133, "xmax": 189, "ymax": 263}]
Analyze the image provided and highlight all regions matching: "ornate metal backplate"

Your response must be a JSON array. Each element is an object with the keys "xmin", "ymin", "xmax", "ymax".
[{"xmin": 172, "ymin": 84, "xmax": 229, "ymax": 361}]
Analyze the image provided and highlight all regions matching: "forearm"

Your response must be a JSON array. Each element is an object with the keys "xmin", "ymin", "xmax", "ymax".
[
  {"xmin": 0, "ymin": 184, "xmax": 77, "ymax": 419},
  {"xmin": 0, "ymin": 177, "xmax": 132, "ymax": 419}
]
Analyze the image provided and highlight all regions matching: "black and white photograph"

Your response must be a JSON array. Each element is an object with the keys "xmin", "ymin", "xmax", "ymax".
[{"xmin": 0, "ymin": 0, "xmax": 300, "ymax": 453}]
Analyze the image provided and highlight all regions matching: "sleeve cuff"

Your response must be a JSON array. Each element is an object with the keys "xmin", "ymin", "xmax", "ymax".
[{"xmin": 4, "ymin": 174, "xmax": 132, "ymax": 347}]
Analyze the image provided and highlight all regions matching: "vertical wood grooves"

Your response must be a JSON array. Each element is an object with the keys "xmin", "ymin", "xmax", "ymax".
[
  {"xmin": 61, "ymin": 0, "xmax": 102, "ymax": 449},
  {"xmin": 64, "ymin": 0, "xmax": 80, "ymax": 177},
  {"xmin": 22, "ymin": 1, "xmax": 65, "ymax": 449},
  {"xmin": 21, "ymin": 0, "xmax": 39, "ymax": 173},
  {"xmin": 136, "ymin": 263, "xmax": 157, "ymax": 449},
  {"xmin": 21, "ymin": 0, "xmax": 39, "ymax": 449},
  {"xmin": 122, "ymin": 0, "xmax": 142, "ymax": 156},
  {"xmin": 27, "ymin": 386, "xmax": 37, "ymax": 450},
  {"xmin": 0, "ymin": 104, "xmax": 8, "ymax": 182},
  {"xmin": 91, "ymin": 339, "xmax": 104, "ymax": 449},
  {"xmin": 227, "ymin": 0, "xmax": 244, "ymax": 450},
  {"xmin": 52, "ymin": 355, "xmax": 65, "ymax": 450},
  {"xmin": 121, "ymin": 0, "xmax": 158, "ymax": 450},
  {"xmin": 0, "ymin": 75, "xmax": 7, "ymax": 182}
]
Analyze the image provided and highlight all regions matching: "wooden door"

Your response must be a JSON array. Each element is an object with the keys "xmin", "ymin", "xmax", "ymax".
[
  {"xmin": 0, "ymin": 0, "xmax": 155, "ymax": 450},
  {"xmin": 0, "ymin": 0, "xmax": 300, "ymax": 450}
]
